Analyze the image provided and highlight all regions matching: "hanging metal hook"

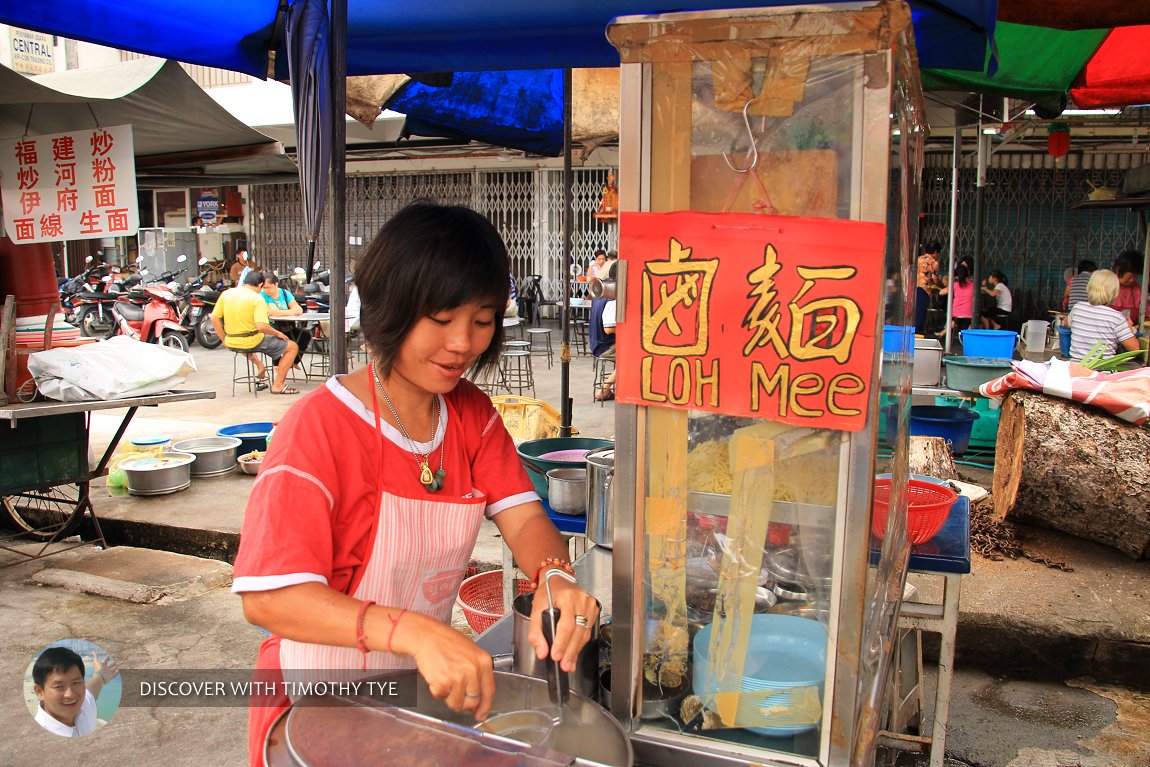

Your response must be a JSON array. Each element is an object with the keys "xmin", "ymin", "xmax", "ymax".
[{"xmin": 721, "ymin": 97, "xmax": 760, "ymax": 173}]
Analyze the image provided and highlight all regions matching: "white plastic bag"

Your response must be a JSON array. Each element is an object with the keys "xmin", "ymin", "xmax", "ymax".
[{"xmin": 28, "ymin": 336, "xmax": 197, "ymax": 401}]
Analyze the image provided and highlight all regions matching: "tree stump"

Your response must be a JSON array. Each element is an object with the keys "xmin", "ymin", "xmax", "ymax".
[
  {"xmin": 992, "ymin": 389, "xmax": 1150, "ymax": 559},
  {"xmin": 908, "ymin": 436, "xmax": 960, "ymax": 481}
]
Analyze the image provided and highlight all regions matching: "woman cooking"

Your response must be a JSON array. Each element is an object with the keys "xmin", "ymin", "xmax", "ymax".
[{"xmin": 232, "ymin": 203, "xmax": 600, "ymax": 766}]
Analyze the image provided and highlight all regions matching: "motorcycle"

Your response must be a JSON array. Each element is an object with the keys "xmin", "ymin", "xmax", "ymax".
[
  {"xmin": 109, "ymin": 256, "xmax": 192, "ymax": 351},
  {"xmin": 174, "ymin": 258, "xmax": 223, "ymax": 349},
  {"xmin": 301, "ymin": 263, "xmax": 331, "ymax": 312},
  {"xmin": 60, "ymin": 256, "xmax": 114, "ymax": 332}
]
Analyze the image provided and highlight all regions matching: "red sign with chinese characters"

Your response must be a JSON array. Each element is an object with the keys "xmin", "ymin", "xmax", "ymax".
[
  {"xmin": 616, "ymin": 211, "xmax": 886, "ymax": 432},
  {"xmin": 1, "ymin": 124, "xmax": 139, "ymax": 243}
]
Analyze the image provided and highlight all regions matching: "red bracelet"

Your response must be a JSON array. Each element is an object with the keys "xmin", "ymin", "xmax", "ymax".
[
  {"xmin": 386, "ymin": 608, "xmax": 408, "ymax": 655},
  {"xmin": 532, "ymin": 557, "xmax": 575, "ymax": 586},
  {"xmin": 356, "ymin": 600, "xmax": 375, "ymax": 671}
]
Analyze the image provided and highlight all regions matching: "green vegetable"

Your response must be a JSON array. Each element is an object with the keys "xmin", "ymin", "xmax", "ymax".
[{"xmin": 1079, "ymin": 342, "xmax": 1146, "ymax": 371}]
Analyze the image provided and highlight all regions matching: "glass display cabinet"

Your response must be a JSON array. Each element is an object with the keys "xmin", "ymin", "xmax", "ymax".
[{"xmin": 604, "ymin": 3, "xmax": 924, "ymax": 765}]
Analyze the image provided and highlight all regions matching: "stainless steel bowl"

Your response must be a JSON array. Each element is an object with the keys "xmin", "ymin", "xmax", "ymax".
[
  {"xmin": 172, "ymin": 436, "xmax": 242, "ymax": 477},
  {"xmin": 120, "ymin": 452, "xmax": 195, "ymax": 496}
]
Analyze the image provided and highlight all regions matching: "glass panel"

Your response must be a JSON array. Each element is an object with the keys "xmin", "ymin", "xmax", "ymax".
[
  {"xmin": 640, "ymin": 409, "xmax": 842, "ymax": 759},
  {"xmin": 686, "ymin": 56, "xmax": 860, "ymax": 220}
]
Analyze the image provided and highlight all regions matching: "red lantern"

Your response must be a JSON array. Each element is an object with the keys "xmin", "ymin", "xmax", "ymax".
[{"xmin": 1047, "ymin": 123, "xmax": 1070, "ymax": 158}]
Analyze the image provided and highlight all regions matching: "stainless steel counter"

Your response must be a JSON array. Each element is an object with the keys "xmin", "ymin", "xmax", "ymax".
[
  {"xmin": 0, "ymin": 389, "xmax": 215, "ymax": 422},
  {"xmin": 476, "ymin": 544, "xmax": 613, "ymax": 657}
]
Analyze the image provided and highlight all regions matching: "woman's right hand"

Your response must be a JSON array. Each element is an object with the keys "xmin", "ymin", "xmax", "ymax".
[{"xmin": 394, "ymin": 612, "xmax": 495, "ymax": 721}]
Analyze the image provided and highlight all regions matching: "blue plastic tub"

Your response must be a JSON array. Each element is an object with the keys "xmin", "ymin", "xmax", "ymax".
[
  {"xmin": 883, "ymin": 325, "xmax": 914, "ymax": 354},
  {"xmin": 907, "ymin": 405, "xmax": 979, "ymax": 455},
  {"xmin": 1058, "ymin": 325, "xmax": 1071, "ymax": 357},
  {"xmin": 960, "ymin": 329, "xmax": 1017, "ymax": 359},
  {"xmin": 217, "ymin": 422, "xmax": 274, "ymax": 457}
]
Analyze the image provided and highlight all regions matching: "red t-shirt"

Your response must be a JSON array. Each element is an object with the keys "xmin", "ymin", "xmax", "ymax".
[{"xmin": 232, "ymin": 376, "xmax": 537, "ymax": 596}]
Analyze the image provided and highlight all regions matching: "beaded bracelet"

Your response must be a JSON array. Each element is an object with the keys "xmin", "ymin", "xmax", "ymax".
[
  {"xmin": 532, "ymin": 557, "xmax": 575, "ymax": 586},
  {"xmin": 356, "ymin": 600, "xmax": 376, "ymax": 671}
]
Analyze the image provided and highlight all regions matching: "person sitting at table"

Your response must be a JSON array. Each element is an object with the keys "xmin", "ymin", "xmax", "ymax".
[
  {"xmin": 261, "ymin": 273, "xmax": 311, "ymax": 365},
  {"xmin": 585, "ymin": 249, "xmax": 609, "ymax": 281},
  {"xmin": 1110, "ymin": 249, "xmax": 1144, "ymax": 331},
  {"xmin": 1067, "ymin": 269, "xmax": 1141, "ymax": 362},
  {"xmin": 979, "ymin": 270, "xmax": 1012, "ymax": 330},
  {"xmin": 211, "ymin": 271, "xmax": 300, "ymax": 395},
  {"xmin": 505, "ymin": 275, "xmax": 519, "ymax": 320},
  {"xmin": 590, "ymin": 261, "xmax": 618, "ymax": 401}
]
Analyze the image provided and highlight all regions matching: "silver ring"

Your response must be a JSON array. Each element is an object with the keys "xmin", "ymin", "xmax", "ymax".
[
  {"xmin": 573, "ymin": 615, "xmax": 589, "ymax": 628},
  {"xmin": 464, "ymin": 692, "xmax": 481, "ymax": 699}
]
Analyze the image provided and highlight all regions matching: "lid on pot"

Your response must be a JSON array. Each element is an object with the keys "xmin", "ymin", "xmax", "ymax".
[
  {"xmin": 585, "ymin": 447, "xmax": 615, "ymax": 466},
  {"xmin": 119, "ymin": 452, "xmax": 195, "ymax": 470}
]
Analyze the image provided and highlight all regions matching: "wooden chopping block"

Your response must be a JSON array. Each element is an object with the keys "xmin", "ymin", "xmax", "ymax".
[{"xmin": 992, "ymin": 389, "xmax": 1150, "ymax": 559}]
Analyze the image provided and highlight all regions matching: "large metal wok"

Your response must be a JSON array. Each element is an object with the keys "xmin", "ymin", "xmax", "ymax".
[{"xmin": 265, "ymin": 670, "xmax": 632, "ymax": 767}]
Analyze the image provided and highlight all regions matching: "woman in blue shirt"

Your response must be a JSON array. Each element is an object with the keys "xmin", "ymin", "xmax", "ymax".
[{"xmin": 261, "ymin": 273, "xmax": 311, "ymax": 364}]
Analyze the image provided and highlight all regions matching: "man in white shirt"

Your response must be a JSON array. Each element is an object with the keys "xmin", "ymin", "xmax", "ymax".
[{"xmin": 32, "ymin": 646, "xmax": 119, "ymax": 737}]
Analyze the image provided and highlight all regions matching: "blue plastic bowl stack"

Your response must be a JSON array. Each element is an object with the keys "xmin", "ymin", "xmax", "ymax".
[{"xmin": 692, "ymin": 614, "xmax": 828, "ymax": 736}]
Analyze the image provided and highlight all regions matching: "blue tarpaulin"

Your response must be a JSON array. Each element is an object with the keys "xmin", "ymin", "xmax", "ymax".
[{"xmin": 1, "ymin": 1, "xmax": 997, "ymax": 78}]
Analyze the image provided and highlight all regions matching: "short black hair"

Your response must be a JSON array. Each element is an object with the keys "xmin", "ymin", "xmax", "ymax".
[
  {"xmin": 33, "ymin": 646, "xmax": 84, "ymax": 687},
  {"xmin": 263, "ymin": 272, "xmax": 280, "ymax": 285},
  {"xmin": 356, "ymin": 203, "xmax": 509, "ymax": 377},
  {"xmin": 923, "ymin": 241, "xmax": 942, "ymax": 255},
  {"xmin": 1077, "ymin": 260, "xmax": 1098, "ymax": 273},
  {"xmin": 243, "ymin": 270, "xmax": 265, "ymax": 287},
  {"xmin": 1114, "ymin": 249, "xmax": 1144, "ymax": 277},
  {"xmin": 989, "ymin": 269, "xmax": 1009, "ymax": 286},
  {"xmin": 594, "ymin": 249, "xmax": 607, "ymax": 258}
]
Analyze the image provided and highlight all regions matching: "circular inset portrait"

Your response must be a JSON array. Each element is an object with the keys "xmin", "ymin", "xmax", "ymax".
[{"xmin": 24, "ymin": 639, "xmax": 122, "ymax": 737}]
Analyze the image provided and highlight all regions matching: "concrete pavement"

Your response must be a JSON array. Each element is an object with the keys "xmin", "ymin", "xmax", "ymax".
[{"xmin": 2, "ymin": 327, "xmax": 1148, "ymax": 766}]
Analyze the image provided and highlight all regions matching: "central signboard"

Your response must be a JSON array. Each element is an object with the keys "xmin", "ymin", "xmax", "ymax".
[{"xmin": 616, "ymin": 211, "xmax": 886, "ymax": 432}]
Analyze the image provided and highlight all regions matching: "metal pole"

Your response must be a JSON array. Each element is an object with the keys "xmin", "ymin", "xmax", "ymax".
[
  {"xmin": 971, "ymin": 123, "xmax": 988, "ymax": 329},
  {"xmin": 329, "ymin": 0, "xmax": 348, "ymax": 374},
  {"xmin": 1140, "ymin": 210, "xmax": 1149, "ymax": 331},
  {"xmin": 560, "ymin": 68, "xmax": 573, "ymax": 436},
  {"xmin": 943, "ymin": 112, "xmax": 960, "ymax": 353}
]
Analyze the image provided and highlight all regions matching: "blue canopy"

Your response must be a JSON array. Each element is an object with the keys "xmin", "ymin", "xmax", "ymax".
[{"xmin": 2, "ymin": 1, "xmax": 997, "ymax": 78}]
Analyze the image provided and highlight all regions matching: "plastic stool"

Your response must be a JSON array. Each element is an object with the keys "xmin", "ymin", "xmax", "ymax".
[
  {"xmin": 499, "ymin": 350, "xmax": 535, "ymax": 396},
  {"xmin": 526, "ymin": 327, "xmax": 554, "ymax": 369}
]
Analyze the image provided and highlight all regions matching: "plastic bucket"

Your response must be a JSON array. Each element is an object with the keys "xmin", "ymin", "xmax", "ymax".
[
  {"xmin": 943, "ymin": 356, "xmax": 1014, "ymax": 393},
  {"xmin": 217, "ymin": 422, "xmax": 275, "ymax": 458},
  {"xmin": 960, "ymin": 329, "xmax": 1017, "ymax": 359},
  {"xmin": 908, "ymin": 405, "xmax": 980, "ymax": 455},
  {"xmin": 1058, "ymin": 325, "xmax": 1071, "ymax": 357},
  {"xmin": 1022, "ymin": 320, "xmax": 1049, "ymax": 353},
  {"xmin": 0, "ymin": 238, "xmax": 60, "ymax": 317},
  {"xmin": 883, "ymin": 325, "xmax": 914, "ymax": 353}
]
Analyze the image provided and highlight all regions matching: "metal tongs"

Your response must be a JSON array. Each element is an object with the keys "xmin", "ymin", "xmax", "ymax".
[{"xmin": 540, "ymin": 568, "xmax": 578, "ymax": 715}]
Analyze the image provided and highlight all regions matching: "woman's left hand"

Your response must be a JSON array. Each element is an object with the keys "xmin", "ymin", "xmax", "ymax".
[{"xmin": 528, "ymin": 574, "xmax": 600, "ymax": 673}]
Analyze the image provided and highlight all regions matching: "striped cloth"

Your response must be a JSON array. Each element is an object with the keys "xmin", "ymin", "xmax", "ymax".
[
  {"xmin": 1067, "ymin": 271, "xmax": 1092, "ymax": 311},
  {"xmin": 979, "ymin": 357, "xmax": 1150, "ymax": 425}
]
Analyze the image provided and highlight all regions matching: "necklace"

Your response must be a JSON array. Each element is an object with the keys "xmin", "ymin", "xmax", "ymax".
[{"xmin": 371, "ymin": 363, "xmax": 446, "ymax": 492}]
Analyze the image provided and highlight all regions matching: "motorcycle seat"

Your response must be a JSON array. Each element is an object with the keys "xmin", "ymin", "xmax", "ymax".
[
  {"xmin": 75, "ymin": 291, "xmax": 115, "ymax": 300},
  {"xmin": 115, "ymin": 301, "xmax": 145, "ymax": 321}
]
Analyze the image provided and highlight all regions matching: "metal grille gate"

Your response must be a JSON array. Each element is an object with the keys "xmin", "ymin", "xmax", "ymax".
[
  {"xmin": 920, "ymin": 151, "xmax": 1147, "ymax": 319},
  {"xmin": 249, "ymin": 167, "xmax": 619, "ymax": 305}
]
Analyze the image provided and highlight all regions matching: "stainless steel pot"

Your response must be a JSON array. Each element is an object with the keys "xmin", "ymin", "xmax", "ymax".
[
  {"xmin": 119, "ymin": 451, "xmax": 195, "ymax": 496},
  {"xmin": 172, "ymin": 436, "xmax": 242, "ymax": 477},
  {"xmin": 546, "ymin": 467, "xmax": 586, "ymax": 515},
  {"xmin": 585, "ymin": 446, "xmax": 615, "ymax": 548},
  {"xmin": 512, "ymin": 592, "xmax": 601, "ymax": 700}
]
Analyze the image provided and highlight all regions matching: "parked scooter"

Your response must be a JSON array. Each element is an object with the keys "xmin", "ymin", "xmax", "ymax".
[
  {"xmin": 109, "ymin": 255, "xmax": 192, "ymax": 351},
  {"xmin": 301, "ymin": 262, "xmax": 330, "ymax": 312},
  {"xmin": 60, "ymin": 256, "xmax": 115, "ymax": 333},
  {"xmin": 173, "ymin": 257, "xmax": 223, "ymax": 349}
]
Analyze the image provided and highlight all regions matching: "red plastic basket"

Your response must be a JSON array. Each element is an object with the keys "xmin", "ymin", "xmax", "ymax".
[
  {"xmin": 455, "ymin": 570, "xmax": 533, "ymax": 634},
  {"xmin": 872, "ymin": 478, "xmax": 957, "ymax": 544}
]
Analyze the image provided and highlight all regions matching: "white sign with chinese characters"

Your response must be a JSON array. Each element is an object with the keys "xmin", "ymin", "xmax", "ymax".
[{"xmin": 0, "ymin": 124, "xmax": 140, "ymax": 244}]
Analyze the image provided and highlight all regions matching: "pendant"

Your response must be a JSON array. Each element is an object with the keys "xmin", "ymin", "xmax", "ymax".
[
  {"xmin": 419, "ymin": 461, "xmax": 434, "ymax": 486},
  {"xmin": 423, "ymin": 468, "xmax": 446, "ymax": 493}
]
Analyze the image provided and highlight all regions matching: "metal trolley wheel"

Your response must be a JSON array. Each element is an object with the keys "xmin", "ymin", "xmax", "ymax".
[{"xmin": 2, "ymin": 483, "xmax": 89, "ymax": 542}]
